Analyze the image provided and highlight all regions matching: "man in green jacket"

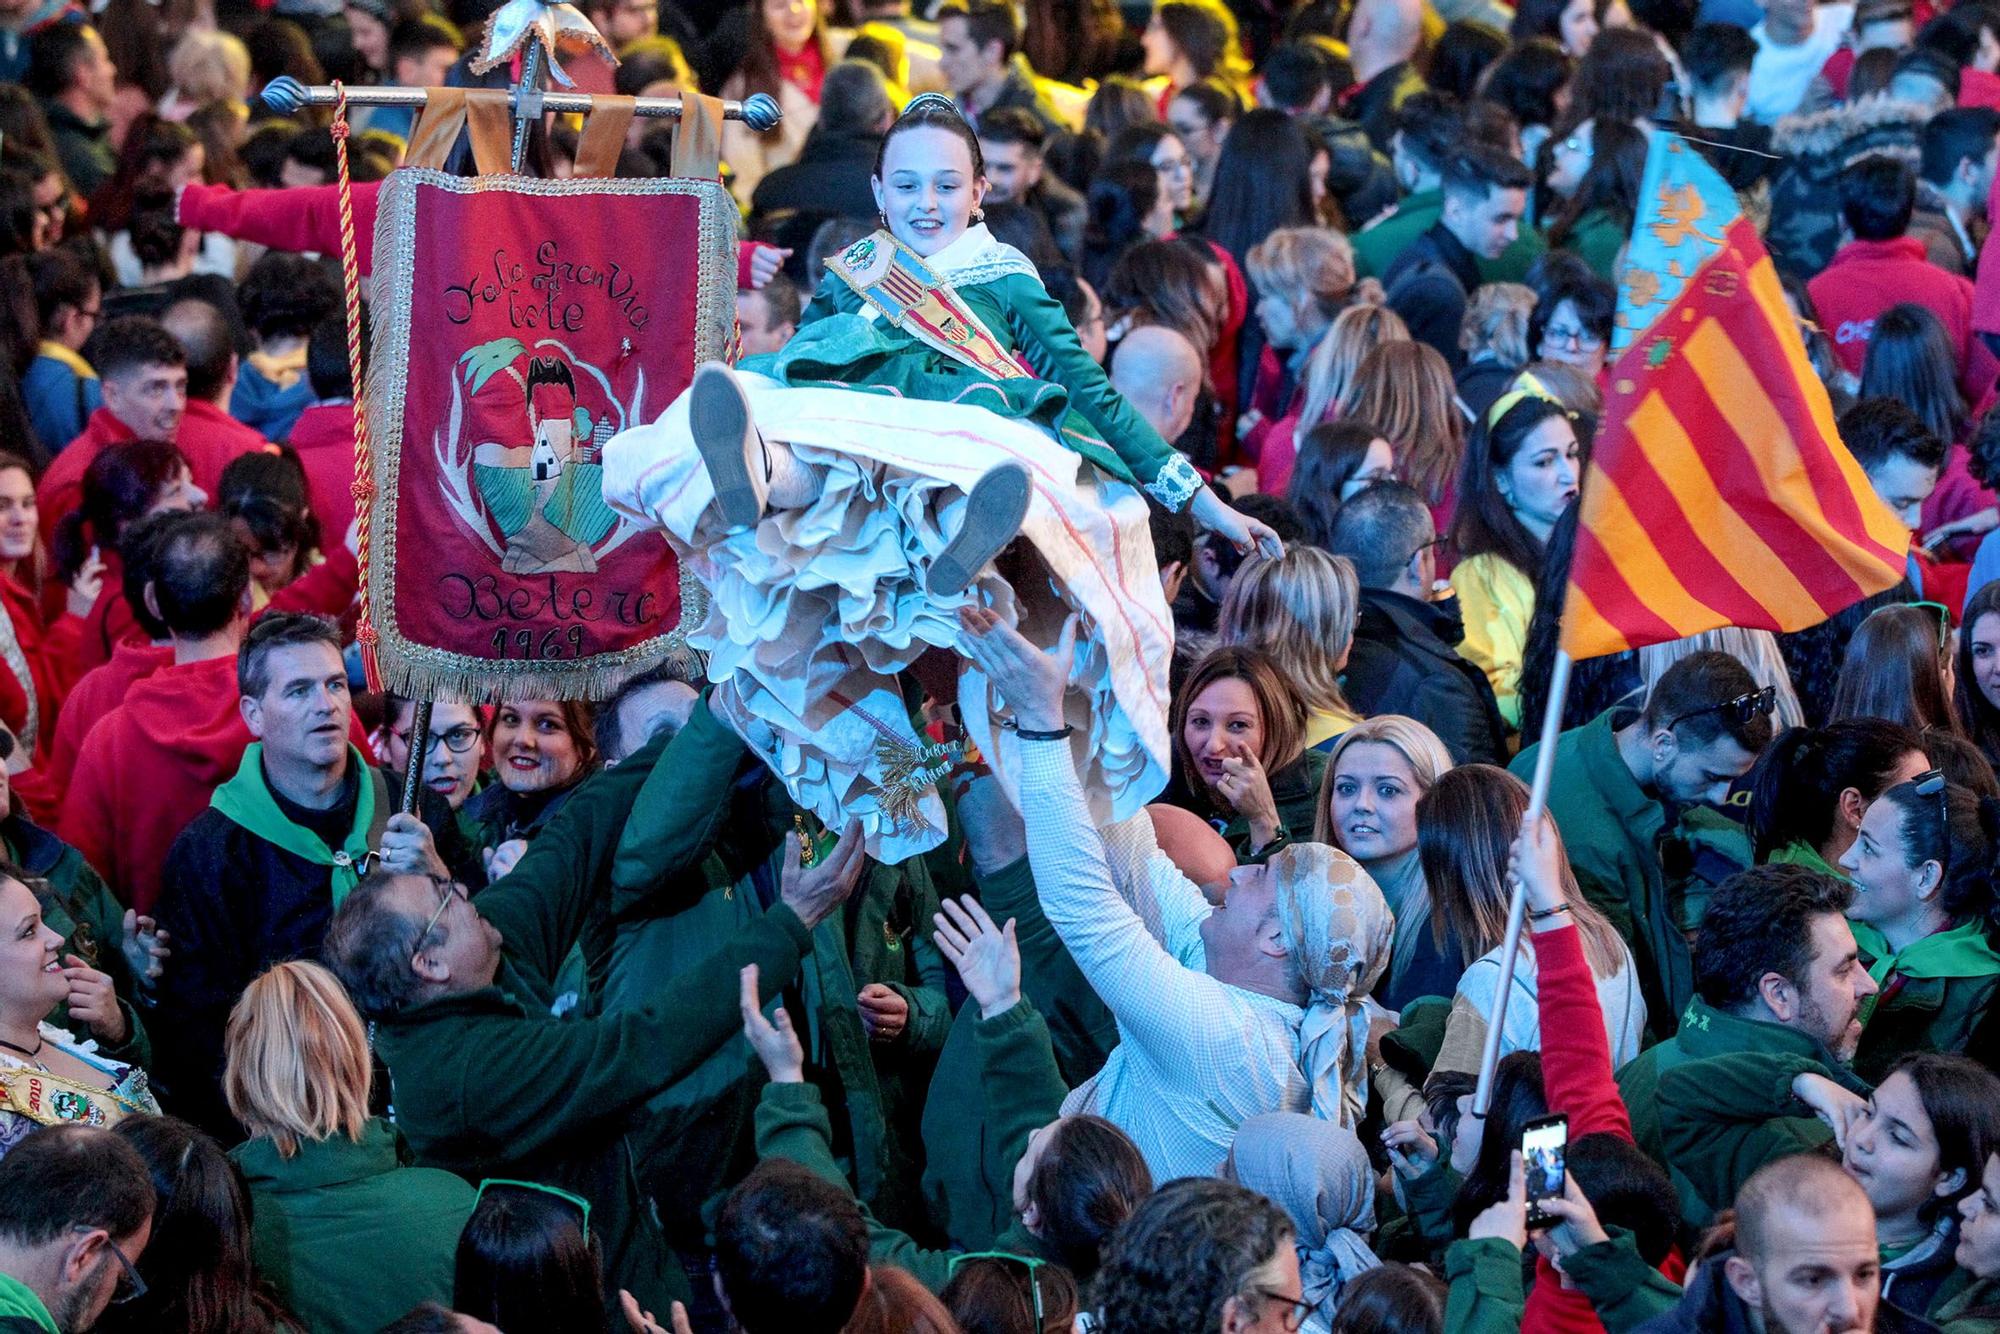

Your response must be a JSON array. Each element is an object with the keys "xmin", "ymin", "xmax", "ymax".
[
  {"xmin": 1617, "ymin": 864, "xmax": 1876, "ymax": 1227},
  {"xmin": 0, "ymin": 1125, "xmax": 156, "ymax": 1334},
  {"xmin": 1513, "ymin": 651, "xmax": 1774, "ymax": 1034},
  {"xmin": 322, "ymin": 730, "xmax": 869, "ymax": 1320},
  {"xmin": 1351, "ymin": 92, "xmax": 1546, "ymax": 283}
]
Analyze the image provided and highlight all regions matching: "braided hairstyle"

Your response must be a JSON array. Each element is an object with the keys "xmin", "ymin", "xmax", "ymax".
[{"xmin": 872, "ymin": 91, "xmax": 986, "ymax": 183}]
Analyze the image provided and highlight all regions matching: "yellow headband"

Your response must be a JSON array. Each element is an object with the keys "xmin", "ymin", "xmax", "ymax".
[{"xmin": 1484, "ymin": 370, "xmax": 1565, "ymax": 432}]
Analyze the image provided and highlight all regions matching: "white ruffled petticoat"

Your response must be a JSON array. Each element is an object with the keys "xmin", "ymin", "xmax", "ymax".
[{"xmin": 602, "ymin": 373, "xmax": 1175, "ymax": 863}]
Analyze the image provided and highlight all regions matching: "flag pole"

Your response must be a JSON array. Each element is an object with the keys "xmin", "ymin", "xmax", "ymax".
[{"xmin": 1471, "ymin": 648, "xmax": 1573, "ymax": 1118}]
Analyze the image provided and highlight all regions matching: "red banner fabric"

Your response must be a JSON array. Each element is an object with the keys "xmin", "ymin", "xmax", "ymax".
[{"xmin": 365, "ymin": 169, "xmax": 733, "ymax": 699}]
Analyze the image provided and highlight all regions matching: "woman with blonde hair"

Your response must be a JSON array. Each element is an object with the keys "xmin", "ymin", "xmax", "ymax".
[
  {"xmin": 1341, "ymin": 341, "xmax": 1468, "ymax": 540},
  {"xmin": 1219, "ymin": 547, "xmax": 1363, "ymax": 752},
  {"xmin": 1257, "ymin": 303, "xmax": 1409, "ymax": 496},
  {"xmin": 1639, "ymin": 628, "xmax": 1806, "ymax": 733},
  {"xmin": 1456, "ymin": 283, "xmax": 1535, "ymax": 422},
  {"xmin": 224, "ymin": 960, "xmax": 475, "ymax": 1334},
  {"xmin": 160, "ymin": 30, "xmax": 252, "ymax": 122},
  {"xmin": 1315, "ymin": 715, "xmax": 1462, "ymax": 1011},
  {"xmin": 1419, "ymin": 766, "xmax": 1645, "ymax": 1082},
  {"xmin": 1242, "ymin": 228, "xmax": 1373, "ymax": 472}
]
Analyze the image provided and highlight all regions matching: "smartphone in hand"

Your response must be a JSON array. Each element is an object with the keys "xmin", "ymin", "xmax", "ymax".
[{"xmin": 1522, "ymin": 1113, "xmax": 1569, "ymax": 1230}]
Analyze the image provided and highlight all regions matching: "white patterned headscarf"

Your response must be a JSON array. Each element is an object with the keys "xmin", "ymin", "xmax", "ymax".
[
  {"xmin": 1271, "ymin": 843, "xmax": 1394, "ymax": 1128},
  {"xmin": 1231, "ymin": 1113, "xmax": 1382, "ymax": 1330}
]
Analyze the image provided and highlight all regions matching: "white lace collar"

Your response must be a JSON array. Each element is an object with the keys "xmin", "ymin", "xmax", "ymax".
[{"xmin": 918, "ymin": 223, "xmax": 1039, "ymax": 287}]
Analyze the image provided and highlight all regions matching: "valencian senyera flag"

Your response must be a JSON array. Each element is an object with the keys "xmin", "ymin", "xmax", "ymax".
[{"xmin": 1559, "ymin": 130, "xmax": 1910, "ymax": 660}]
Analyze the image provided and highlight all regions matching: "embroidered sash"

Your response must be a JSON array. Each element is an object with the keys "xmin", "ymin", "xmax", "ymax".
[
  {"xmin": 826, "ymin": 231, "xmax": 1026, "ymax": 383},
  {"xmin": 0, "ymin": 1065, "xmax": 144, "ymax": 1130}
]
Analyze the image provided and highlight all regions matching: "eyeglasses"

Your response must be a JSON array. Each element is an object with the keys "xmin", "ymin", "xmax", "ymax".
[
  {"xmin": 1408, "ymin": 534, "xmax": 1456, "ymax": 570},
  {"xmin": 1912, "ymin": 600, "xmax": 1952, "ymax": 655},
  {"xmin": 1914, "ymin": 768, "xmax": 1952, "ymax": 878},
  {"xmin": 415, "ymin": 876, "xmax": 468, "ymax": 952},
  {"xmin": 73, "ymin": 1227, "xmax": 147, "ymax": 1306},
  {"xmin": 474, "ymin": 1179, "xmax": 592, "ymax": 1242},
  {"xmin": 1542, "ymin": 322, "xmax": 1605, "ymax": 351},
  {"xmin": 948, "ymin": 1252, "xmax": 1047, "ymax": 1323},
  {"xmin": 1664, "ymin": 684, "xmax": 1776, "ymax": 734},
  {"xmin": 1246, "ymin": 1285, "xmax": 1319, "ymax": 1333}
]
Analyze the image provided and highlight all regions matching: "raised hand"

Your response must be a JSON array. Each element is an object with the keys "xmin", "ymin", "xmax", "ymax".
[
  {"xmin": 933, "ymin": 896, "xmax": 1021, "ymax": 1019},
  {"xmin": 739, "ymin": 964, "xmax": 805, "ymax": 1084},
  {"xmin": 1468, "ymin": 1151, "xmax": 1529, "ymax": 1253},
  {"xmin": 780, "ymin": 820, "xmax": 867, "ymax": 929},
  {"xmin": 955, "ymin": 606, "xmax": 1075, "ymax": 734},
  {"xmin": 120, "ymin": 910, "xmax": 169, "ymax": 987},
  {"xmin": 61, "ymin": 956, "xmax": 125, "ymax": 1044}
]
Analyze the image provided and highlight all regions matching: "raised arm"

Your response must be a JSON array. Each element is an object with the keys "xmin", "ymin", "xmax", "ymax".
[{"xmin": 177, "ymin": 181, "xmax": 380, "ymax": 270}]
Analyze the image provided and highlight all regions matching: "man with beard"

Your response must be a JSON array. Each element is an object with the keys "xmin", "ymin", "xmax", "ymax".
[
  {"xmin": 1618, "ymin": 865, "xmax": 1879, "ymax": 1228},
  {"xmin": 0, "ymin": 1126, "xmax": 155, "ymax": 1334},
  {"xmin": 1633, "ymin": 1155, "xmax": 1929, "ymax": 1334}
]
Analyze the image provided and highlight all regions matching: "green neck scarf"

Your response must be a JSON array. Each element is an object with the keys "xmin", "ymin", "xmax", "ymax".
[
  {"xmin": 1769, "ymin": 840, "xmax": 1846, "ymax": 882},
  {"xmin": 210, "ymin": 744, "xmax": 380, "ymax": 906},
  {"xmin": 1851, "ymin": 917, "xmax": 2000, "ymax": 986}
]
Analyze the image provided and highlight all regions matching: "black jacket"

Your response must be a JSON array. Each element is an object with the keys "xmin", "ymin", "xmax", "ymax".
[
  {"xmin": 1342, "ymin": 588, "xmax": 1508, "ymax": 766},
  {"xmin": 750, "ymin": 129, "xmax": 885, "ymax": 267},
  {"xmin": 1384, "ymin": 223, "xmax": 1480, "ymax": 370},
  {"xmin": 153, "ymin": 764, "xmax": 481, "ymax": 1140}
]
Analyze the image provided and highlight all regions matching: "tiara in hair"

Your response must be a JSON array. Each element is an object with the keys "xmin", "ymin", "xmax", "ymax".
[{"xmin": 901, "ymin": 91, "xmax": 966, "ymax": 119}]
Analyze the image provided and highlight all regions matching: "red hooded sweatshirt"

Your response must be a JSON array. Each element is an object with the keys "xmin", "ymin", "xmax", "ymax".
[
  {"xmin": 40, "ymin": 403, "xmax": 264, "ymax": 547},
  {"xmin": 288, "ymin": 403, "xmax": 358, "ymax": 542},
  {"xmin": 62, "ymin": 653, "xmax": 371, "ymax": 912},
  {"xmin": 1808, "ymin": 237, "xmax": 2000, "ymax": 401},
  {"xmin": 0, "ymin": 571, "xmax": 83, "ymax": 759},
  {"xmin": 21, "ymin": 639, "xmax": 174, "ymax": 827}
]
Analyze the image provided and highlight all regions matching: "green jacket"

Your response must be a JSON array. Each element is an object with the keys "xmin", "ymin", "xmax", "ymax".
[
  {"xmin": 607, "ymin": 696, "xmax": 951, "ymax": 1233},
  {"xmin": 1851, "ymin": 919, "xmax": 2000, "ymax": 1086},
  {"xmin": 7, "ymin": 815, "xmax": 149, "ymax": 1069},
  {"xmin": 1553, "ymin": 207, "xmax": 1627, "ymax": 282},
  {"xmin": 1562, "ymin": 1227, "xmax": 1687, "ymax": 1333},
  {"xmin": 372, "ymin": 730, "xmax": 816, "ymax": 1316},
  {"xmin": 975, "ymin": 854, "xmax": 1116, "ymax": 1089},
  {"xmin": 1617, "ymin": 996, "xmax": 1854, "ymax": 1227},
  {"xmin": 1443, "ymin": 1237, "xmax": 1525, "ymax": 1334},
  {"xmin": 1513, "ymin": 707, "xmax": 1688, "ymax": 1035},
  {"xmin": 0, "ymin": 1274, "xmax": 53, "ymax": 1334},
  {"xmin": 1351, "ymin": 187, "xmax": 1547, "ymax": 283},
  {"xmin": 918, "ymin": 997, "xmax": 1071, "ymax": 1250},
  {"xmin": 757, "ymin": 1076, "xmax": 1058, "ymax": 1293},
  {"xmin": 231, "ymin": 1120, "xmax": 474, "ymax": 1334},
  {"xmin": 1653, "ymin": 1041, "xmax": 1868, "ymax": 1224},
  {"xmin": 1936, "ymin": 1277, "xmax": 2000, "ymax": 1332}
]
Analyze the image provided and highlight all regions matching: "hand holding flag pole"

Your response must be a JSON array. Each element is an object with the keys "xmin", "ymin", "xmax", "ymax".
[{"xmin": 1468, "ymin": 130, "xmax": 1910, "ymax": 1120}]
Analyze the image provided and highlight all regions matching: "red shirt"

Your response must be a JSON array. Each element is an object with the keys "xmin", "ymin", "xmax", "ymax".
[
  {"xmin": 25, "ymin": 638, "xmax": 173, "ymax": 827},
  {"xmin": 288, "ymin": 402, "xmax": 359, "ymax": 542},
  {"xmin": 40, "ymin": 401, "xmax": 265, "ymax": 548}
]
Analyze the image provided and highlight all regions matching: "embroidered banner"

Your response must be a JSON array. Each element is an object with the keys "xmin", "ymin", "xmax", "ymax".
[{"xmin": 366, "ymin": 169, "xmax": 735, "ymax": 699}]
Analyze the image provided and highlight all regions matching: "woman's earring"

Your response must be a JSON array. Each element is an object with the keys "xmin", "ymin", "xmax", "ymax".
[
  {"xmin": 972, "ymin": 207, "xmax": 985, "ymax": 223},
  {"xmin": 878, "ymin": 211, "xmax": 888, "ymax": 228}
]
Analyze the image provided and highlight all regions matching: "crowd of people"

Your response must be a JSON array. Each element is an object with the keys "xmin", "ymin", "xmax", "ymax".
[{"xmin": 2, "ymin": 0, "xmax": 2000, "ymax": 1331}]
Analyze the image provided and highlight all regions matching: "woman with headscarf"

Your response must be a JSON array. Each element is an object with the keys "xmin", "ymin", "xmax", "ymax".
[
  {"xmin": 1229, "ymin": 1113, "xmax": 1381, "ymax": 1332},
  {"xmin": 956, "ymin": 604, "xmax": 1395, "ymax": 1181}
]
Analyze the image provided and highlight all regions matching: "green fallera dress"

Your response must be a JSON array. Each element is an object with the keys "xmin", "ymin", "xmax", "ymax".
[{"xmin": 604, "ymin": 224, "xmax": 1189, "ymax": 865}]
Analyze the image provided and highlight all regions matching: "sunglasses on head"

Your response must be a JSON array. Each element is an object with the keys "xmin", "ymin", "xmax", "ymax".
[
  {"xmin": 948, "ymin": 1251, "xmax": 1047, "ymax": 1324},
  {"xmin": 1913, "ymin": 768, "xmax": 1953, "ymax": 876},
  {"xmin": 474, "ymin": 1179, "xmax": 591, "ymax": 1242},
  {"xmin": 1912, "ymin": 600, "xmax": 1952, "ymax": 654},
  {"xmin": 1665, "ymin": 685, "xmax": 1775, "ymax": 734}
]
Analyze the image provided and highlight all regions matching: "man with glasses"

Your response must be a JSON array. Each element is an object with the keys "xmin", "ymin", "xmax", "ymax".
[
  {"xmin": 1328, "ymin": 481, "xmax": 1509, "ymax": 765},
  {"xmin": 152, "ymin": 610, "xmax": 479, "ymax": 1141},
  {"xmin": 22, "ymin": 248, "xmax": 101, "ymax": 461},
  {"xmin": 0, "ymin": 1125, "xmax": 156, "ymax": 1334},
  {"xmin": 323, "ymin": 734, "xmax": 869, "ymax": 1323},
  {"xmin": 1514, "ymin": 651, "xmax": 1777, "ymax": 1038},
  {"xmin": 1095, "ymin": 1177, "xmax": 1312, "ymax": 1333}
]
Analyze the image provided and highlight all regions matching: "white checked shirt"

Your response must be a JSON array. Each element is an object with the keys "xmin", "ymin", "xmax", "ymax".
[{"xmin": 1019, "ymin": 743, "xmax": 1310, "ymax": 1183}]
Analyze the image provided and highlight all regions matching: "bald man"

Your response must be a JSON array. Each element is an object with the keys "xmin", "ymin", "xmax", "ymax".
[
  {"xmin": 1342, "ymin": 0, "xmax": 1426, "ymax": 151},
  {"xmin": 1109, "ymin": 325, "xmax": 1204, "ymax": 446}
]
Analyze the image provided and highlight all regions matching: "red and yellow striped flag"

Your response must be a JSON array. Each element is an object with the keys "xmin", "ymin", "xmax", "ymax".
[{"xmin": 1559, "ymin": 132, "xmax": 1910, "ymax": 661}]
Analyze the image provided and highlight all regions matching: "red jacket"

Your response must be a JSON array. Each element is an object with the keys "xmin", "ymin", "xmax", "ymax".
[
  {"xmin": 288, "ymin": 402, "xmax": 358, "ymax": 541},
  {"xmin": 1809, "ymin": 237, "xmax": 1999, "ymax": 401},
  {"xmin": 179, "ymin": 180, "xmax": 774, "ymax": 288},
  {"xmin": 22, "ymin": 638, "xmax": 172, "ymax": 827},
  {"xmin": 61, "ymin": 650, "xmax": 371, "ymax": 911},
  {"xmin": 0, "ymin": 572, "xmax": 83, "ymax": 760},
  {"xmin": 41, "ymin": 402, "xmax": 265, "ymax": 547}
]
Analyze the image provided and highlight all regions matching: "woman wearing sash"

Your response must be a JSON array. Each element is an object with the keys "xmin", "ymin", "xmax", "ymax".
[
  {"xmin": 607, "ymin": 94, "xmax": 1279, "ymax": 863},
  {"xmin": 0, "ymin": 865, "xmax": 158, "ymax": 1158}
]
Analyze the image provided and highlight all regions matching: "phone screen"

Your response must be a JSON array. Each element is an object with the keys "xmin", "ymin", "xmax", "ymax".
[{"xmin": 1522, "ymin": 1114, "xmax": 1569, "ymax": 1228}]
